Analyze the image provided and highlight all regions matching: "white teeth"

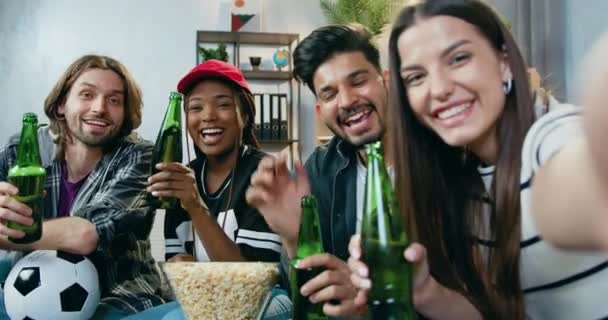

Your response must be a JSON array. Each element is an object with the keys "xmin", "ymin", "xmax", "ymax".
[
  {"xmin": 85, "ymin": 120, "xmax": 108, "ymax": 126},
  {"xmin": 345, "ymin": 110, "xmax": 368, "ymax": 124},
  {"xmin": 202, "ymin": 128, "xmax": 223, "ymax": 135},
  {"xmin": 437, "ymin": 103, "xmax": 471, "ymax": 120}
]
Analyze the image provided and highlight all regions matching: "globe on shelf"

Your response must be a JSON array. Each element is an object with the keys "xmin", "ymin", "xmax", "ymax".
[{"xmin": 273, "ymin": 49, "xmax": 289, "ymax": 71}]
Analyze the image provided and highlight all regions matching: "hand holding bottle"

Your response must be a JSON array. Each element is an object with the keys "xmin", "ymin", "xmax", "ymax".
[
  {"xmin": 149, "ymin": 92, "xmax": 183, "ymax": 210},
  {"xmin": 147, "ymin": 162, "xmax": 207, "ymax": 213},
  {"xmin": 347, "ymin": 235, "xmax": 482, "ymax": 320},
  {"xmin": 297, "ymin": 252, "xmax": 365, "ymax": 317},
  {"xmin": 346, "ymin": 235, "xmax": 432, "ymax": 313},
  {"xmin": 0, "ymin": 182, "xmax": 34, "ymax": 239}
]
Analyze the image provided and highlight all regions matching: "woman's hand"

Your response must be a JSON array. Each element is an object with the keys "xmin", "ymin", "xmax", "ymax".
[{"xmin": 147, "ymin": 162, "xmax": 208, "ymax": 213}]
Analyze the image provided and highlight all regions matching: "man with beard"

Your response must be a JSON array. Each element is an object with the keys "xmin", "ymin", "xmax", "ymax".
[
  {"xmin": 246, "ymin": 25, "xmax": 390, "ymax": 318},
  {"xmin": 0, "ymin": 55, "xmax": 165, "ymax": 319}
]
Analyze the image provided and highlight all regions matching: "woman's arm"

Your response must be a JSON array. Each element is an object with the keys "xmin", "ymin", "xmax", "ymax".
[{"xmin": 532, "ymin": 33, "xmax": 608, "ymax": 251}]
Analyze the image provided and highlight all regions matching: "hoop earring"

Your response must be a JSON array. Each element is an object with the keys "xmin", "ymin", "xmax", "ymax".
[{"xmin": 503, "ymin": 79, "xmax": 513, "ymax": 95}]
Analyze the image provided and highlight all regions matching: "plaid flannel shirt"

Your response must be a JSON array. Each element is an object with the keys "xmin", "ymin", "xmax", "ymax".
[{"xmin": 0, "ymin": 126, "xmax": 165, "ymax": 314}]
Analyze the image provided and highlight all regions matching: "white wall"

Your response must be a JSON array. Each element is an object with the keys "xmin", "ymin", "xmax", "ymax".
[
  {"xmin": 0, "ymin": 0, "xmax": 324, "ymax": 159},
  {"xmin": 564, "ymin": 0, "xmax": 608, "ymax": 100}
]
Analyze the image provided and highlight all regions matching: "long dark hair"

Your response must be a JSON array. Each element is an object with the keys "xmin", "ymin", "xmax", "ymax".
[{"xmin": 388, "ymin": 0, "xmax": 534, "ymax": 318}]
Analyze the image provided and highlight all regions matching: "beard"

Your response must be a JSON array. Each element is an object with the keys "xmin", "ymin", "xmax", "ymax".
[
  {"xmin": 329, "ymin": 104, "xmax": 386, "ymax": 148},
  {"xmin": 66, "ymin": 119, "xmax": 122, "ymax": 148}
]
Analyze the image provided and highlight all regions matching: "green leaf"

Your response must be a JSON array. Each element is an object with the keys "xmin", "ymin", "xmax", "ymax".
[{"xmin": 319, "ymin": 0, "xmax": 400, "ymax": 35}]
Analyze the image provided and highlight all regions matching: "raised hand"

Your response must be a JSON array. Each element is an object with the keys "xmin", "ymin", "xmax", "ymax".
[{"xmin": 246, "ymin": 151, "xmax": 310, "ymax": 254}]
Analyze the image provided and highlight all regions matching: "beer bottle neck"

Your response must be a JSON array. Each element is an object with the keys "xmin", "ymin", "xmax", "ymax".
[
  {"xmin": 162, "ymin": 100, "xmax": 182, "ymax": 131},
  {"xmin": 296, "ymin": 205, "xmax": 323, "ymax": 258},
  {"xmin": 16, "ymin": 123, "xmax": 42, "ymax": 166}
]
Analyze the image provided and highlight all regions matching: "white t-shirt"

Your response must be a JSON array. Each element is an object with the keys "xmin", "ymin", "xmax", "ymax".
[{"xmin": 479, "ymin": 104, "xmax": 608, "ymax": 319}]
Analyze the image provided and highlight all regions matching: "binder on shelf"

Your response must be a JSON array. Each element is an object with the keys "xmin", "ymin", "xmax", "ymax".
[
  {"xmin": 270, "ymin": 94, "xmax": 281, "ymax": 140},
  {"xmin": 253, "ymin": 93, "xmax": 263, "ymax": 140},
  {"xmin": 278, "ymin": 94, "xmax": 288, "ymax": 140},
  {"xmin": 261, "ymin": 94, "xmax": 272, "ymax": 141}
]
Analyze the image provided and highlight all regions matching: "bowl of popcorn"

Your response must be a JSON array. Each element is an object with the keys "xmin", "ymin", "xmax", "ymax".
[{"xmin": 161, "ymin": 262, "xmax": 279, "ymax": 320}]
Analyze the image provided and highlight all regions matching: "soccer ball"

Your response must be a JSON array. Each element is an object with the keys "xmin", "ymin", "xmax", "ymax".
[{"xmin": 4, "ymin": 250, "xmax": 100, "ymax": 320}]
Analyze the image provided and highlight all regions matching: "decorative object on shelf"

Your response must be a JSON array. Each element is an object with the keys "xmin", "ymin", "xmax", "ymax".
[
  {"xmin": 231, "ymin": 0, "xmax": 262, "ymax": 32},
  {"xmin": 272, "ymin": 49, "xmax": 289, "ymax": 71},
  {"xmin": 199, "ymin": 43, "xmax": 229, "ymax": 62},
  {"xmin": 249, "ymin": 56, "xmax": 262, "ymax": 71},
  {"xmin": 319, "ymin": 0, "xmax": 402, "ymax": 35}
]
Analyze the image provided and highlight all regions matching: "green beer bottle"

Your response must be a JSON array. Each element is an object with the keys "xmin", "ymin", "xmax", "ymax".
[
  {"xmin": 289, "ymin": 195, "xmax": 326, "ymax": 320},
  {"xmin": 150, "ymin": 92, "xmax": 183, "ymax": 210},
  {"xmin": 7, "ymin": 113, "xmax": 46, "ymax": 244},
  {"xmin": 361, "ymin": 141, "xmax": 416, "ymax": 320}
]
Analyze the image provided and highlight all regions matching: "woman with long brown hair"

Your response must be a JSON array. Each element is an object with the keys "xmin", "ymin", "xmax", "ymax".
[{"xmin": 344, "ymin": 0, "xmax": 608, "ymax": 319}]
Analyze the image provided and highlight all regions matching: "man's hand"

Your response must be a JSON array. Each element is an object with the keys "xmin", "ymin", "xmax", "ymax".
[
  {"xmin": 0, "ymin": 182, "xmax": 33, "ymax": 239},
  {"xmin": 297, "ymin": 253, "xmax": 364, "ymax": 317},
  {"xmin": 168, "ymin": 253, "xmax": 195, "ymax": 262},
  {"xmin": 246, "ymin": 151, "xmax": 310, "ymax": 256},
  {"xmin": 147, "ymin": 162, "xmax": 208, "ymax": 213}
]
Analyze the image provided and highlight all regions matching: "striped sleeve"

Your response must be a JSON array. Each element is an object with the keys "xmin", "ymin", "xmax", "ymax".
[
  {"xmin": 521, "ymin": 103, "xmax": 583, "ymax": 177},
  {"xmin": 235, "ymin": 205, "xmax": 282, "ymax": 262},
  {"xmin": 163, "ymin": 206, "xmax": 194, "ymax": 260}
]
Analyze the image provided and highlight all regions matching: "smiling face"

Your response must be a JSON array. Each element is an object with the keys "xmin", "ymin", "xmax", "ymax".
[
  {"xmin": 58, "ymin": 68, "xmax": 125, "ymax": 148},
  {"xmin": 398, "ymin": 15, "xmax": 511, "ymax": 159},
  {"xmin": 313, "ymin": 51, "xmax": 388, "ymax": 148},
  {"xmin": 185, "ymin": 80, "xmax": 243, "ymax": 158}
]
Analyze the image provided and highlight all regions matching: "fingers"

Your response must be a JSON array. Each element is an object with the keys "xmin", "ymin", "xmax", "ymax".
[
  {"xmin": 352, "ymin": 290, "xmax": 368, "ymax": 306},
  {"xmin": 348, "ymin": 234, "xmax": 362, "ymax": 259},
  {"xmin": 245, "ymin": 187, "xmax": 274, "ymax": 215},
  {"xmin": 293, "ymin": 160, "xmax": 311, "ymax": 194},
  {"xmin": 250, "ymin": 156, "xmax": 284, "ymax": 187},
  {"xmin": 154, "ymin": 162, "xmax": 191, "ymax": 173},
  {"xmin": 347, "ymin": 234, "xmax": 371, "ymax": 290},
  {"xmin": 0, "ymin": 182, "xmax": 18, "ymax": 196},
  {"xmin": 323, "ymin": 298, "xmax": 368, "ymax": 318},
  {"xmin": 404, "ymin": 242, "xmax": 427, "ymax": 264},
  {"xmin": 308, "ymin": 281, "xmax": 354, "ymax": 303},
  {"xmin": 0, "ymin": 194, "xmax": 33, "ymax": 218},
  {"xmin": 299, "ymin": 254, "xmax": 352, "ymax": 300},
  {"xmin": 148, "ymin": 168, "xmax": 195, "ymax": 192},
  {"xmin": 297, "ymin": 253, "xmax": 348, "ymax": 271},
  {"xmin": 348, "ymin": 257, "xmax": 371, "ymax": 290},
  {"xmin": 0, "ymin": 223, "xmax": 26, "ymax": 239},
  {"xmin": 404, "ymin": 242, "xmax": 432, "ymax": 290}
]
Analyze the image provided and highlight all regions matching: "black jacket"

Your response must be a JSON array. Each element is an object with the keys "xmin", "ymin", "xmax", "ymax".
[
  {"xmin": 305, "ymin": 136, "xmax": 359, "ymax": 260},
  {"xmin": 279, "ymin": 136, "xmax": 359, "ymax": 287}
]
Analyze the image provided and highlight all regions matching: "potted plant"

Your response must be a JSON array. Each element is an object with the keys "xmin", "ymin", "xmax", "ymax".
[
  {"xmin": 198, "ymin": 43, "xmax": 229, "ymax": 62},
  {"xmin": 319, "ymin": 0, "xmax": 403, "ymax": 36}
]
